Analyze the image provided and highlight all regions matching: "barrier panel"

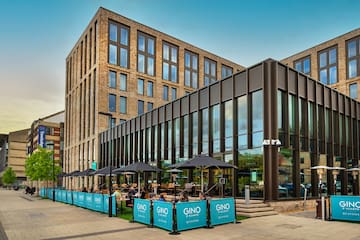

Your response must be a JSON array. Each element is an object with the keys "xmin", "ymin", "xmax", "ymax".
[
  {"xmin": 56, "ymin": 190, "xmax": 61, "ymax": 202},
  {"xmin": 77, "ymin": 192, "xmax": 85, "ymax": 207},
  {"xmin": 209, "ymin": 198, "xmax": 235, "ymax": 226},
  {"xmin": 93, "ymin": 194, "xmax": 104, "ymax": 212},
  {"xmin": 85, "ymin": 193, "xmax": 93, "ymax": 210},
  {"xmin": 103, "ymin": 195, "xmax": 116, "ymax": 216},
  {"xmin": 47, "ymin": 188, "xmax": 53, "ymax": 200},
  {"xmin": 39, "ymin": 188, "xmax": 45, "ymax": 198},
  {"xmin": 73, "ymin": 191, "xmax": 78, "ymax": 205},
  {"xmin": 153, "ymin": 201, "xmax": 173, "ymax": 231},
  {"xmin": 176, "ymin": 201, "xmax": 207, "ymax": 231},
  {"xmin": 61, "ymin": 190, "xmax": 67, "ymax": 203},
  {"xmin": 133, "ymin": 198, "xmax": 151, "ymax": 225},
  {"xmin": 330, "ymin": 195, "xmax": 360, "ymax": 222},
  {"xmin": 66, "ymin": 191, "xmax": 73, "ymax": 204}
]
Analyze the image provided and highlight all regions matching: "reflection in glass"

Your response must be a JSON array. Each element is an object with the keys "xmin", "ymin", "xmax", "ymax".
[
  {"xmin": 278, "ymin": 148, "xmax": 294, "ymax": 199},
  {"xmin": 138, "ymin": 35, "xmax": 145, "ymax": 51},
  {"xmin": 192, "ymin": 55, "xmax": 198, "ymax": 70},
  {"xmin": 171, "ymin": 47, "xmax": 177, "ymax": 63},
  {"xmin": 185, "ymin": 70, "xmax": 190, "ymax": 86},
  {"xmin": 192, "ymin": 112, "xmax": 198, "ymax": 156},
  {"xmin": 224, "ymin": 101, "xmax": 233, "ymax": 151},
  {"xmin": 120, "ymin": 48, "xmax": 128, "ymax": 68},
  {"xmin": 329, "ymin": 66, "xmax": 337, "ymax": 84},
  {"xmin": 348, "ymin": 59, "xmax": 357, "ymax": 78},
  {"xmin": 148, "ymin": 38, "xmax": 154, "ymax": 55},
  {"xmin": 109, "ymin": 44, "xmax": 117, "ymax": 64},
  {"xmin": 171, "ymin": 65, "xmax": 177, "ymax": 82},
  {"xmin": 138, "ymin": 54, "xmax": 145, "ymax": 73},
  {"xmin": 183, "ymin": 115, "xmax": 189, "ymax": 158},
  {"xmin": 108, "ymin": 94, "xmax": 116, "ymax": 112},
  {"xmin": 120, "ymin": 73, "xmax": 127, "ymax": 91},
  {"xmin": 185, "ymin": 52, "xmax": 190, "ymax": 67},
  {"xmin": 192, "ymin": 72, "xmax": 198, "ymax": 88},
  {"xmin": 350, "ymin": 83, "xmax": 358, "ymax": 99},
  {"xmin": 348, "ymin": 40, "xmax": 356, "ymax": 58},
  {"xmin": 211, "ymin": 105, "xmax": 220, "ymax": 153},
  {"xmin": 303, "ymin": 58, "xmax": 310, "ymax": 74},
  {"xmin": 109, "ymin": 71, "xmax": 116, "ymax": 88},
  {"xmin": 289, "ymin": 94, "xmax": 296, "ymax": 133},
  {"xmin": 319, "ymin": 52, "xmax": 327, "ymax": 68},
  {"xmin": 147, "ymin": 57, "xmax": 154, "ymax": 76},
  {"xmin": 120, "ymin": 96, "xmax": 127, "ymax": 114},
  {"xmin": 163, "ymin": 62, "xmax": 169, "ymax": 80},
  {"xmin": 175, "ymin": 118, "xmax": 180, "ymax": 159},
  {"xmin": 120, "ymin": 27, "xmax": 128, "ymax": 45},
  {"xmin": 109, "ymin": 23, "xmax": 117, "ymax": 42},
  {"xmin": 320, "ymin": 69, "xmax": 327, "ymax": 85},
  {"xmin": 168, "ymin": 121, "xmax": 172, "ymax": 161},
  {"xmin": 252, "ymin": 91, "xmax": 263, "ymax": 132},
  {"xmin": 202, "ymin": 108, "xmax": 209, "ymax": 154},
  {"xmin": 163, "ymin": 44, "xmax": 169, "ymax": 60},
  {"xmin": 329, "ymin": 48, "xmax": 337, "ymax": 65}
]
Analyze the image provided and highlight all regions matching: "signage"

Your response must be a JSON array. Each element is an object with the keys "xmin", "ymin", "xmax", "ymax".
[
  {"xmin": 103, "ymin": 195, "xmax": 116, "ymax": 216},
  {"xmin": 210, "ymin": 198, "xmax": 235, "ymax": 226},
  {"xmin": 85, "ymin": 193, "xmax": 93, "ymax": 210},
  {"xmin": 133, "ymin": 198, "xmax": 151, "ymax": 225},
  {"xmin": 153, "ymin": 201, "xmax": 173, "ymax": 231},
  {"xmin": 67, "ymin": 191, "xmax": 73, "ymax": 204},
  {"xmin": 78, "ymin": 192, "xmax": 85, "ymax": 207},
  {"xmin": 93, "ymin": 194, "xmax": 104, "ymax": 212},
  {"xmin": 38, "ymin": 125, "xmax": 46, "ymax": 148},
  {"xmin": 176, "ymin": 201, "xmax": 207, "ymax": 231},
  {"xmin": 331, "ymin": 195, "xmax": 360, "ymax": 222}
]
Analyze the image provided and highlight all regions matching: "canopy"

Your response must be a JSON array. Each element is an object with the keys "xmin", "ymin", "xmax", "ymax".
[
  {"xmin": 114, "ymin": 162, "xmax": 162, "ymax": 193},
  {"xmin": 94, "ymin": 166, "xmax": 116, "ymax": 176},
  {"xmin": 78, "ymin": 168, "xmax": 96, "ymax": 176},
  {"xmin": 69, "ymin": 170, "xmax": 81, "ymax": 177},
  {"xmin": 173, "ymin": 154, "xmax": 237, "ymax": 192}
]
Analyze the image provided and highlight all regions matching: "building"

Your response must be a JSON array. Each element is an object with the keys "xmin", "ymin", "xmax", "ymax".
[
  {"xmin": 281, "ymin": 28, "xmax": 360, "ymax": 101},
  {"xmin": 64, "ymin": 7, "xmax": 244, "ymax": 190},
  {"xmin": 0, "ymin": 134, "xmax": 9, "ymax": 185},
  {"xmin": 27, "ymin": 111, "xmax": 65, "ymax": 175},
  {"xmin": 6, "ymin": 129, "xmax": 29, "ymax": 184},
  {"xmin": 99, "ymin": 59, "xmax": 360, "ymax": 201}
]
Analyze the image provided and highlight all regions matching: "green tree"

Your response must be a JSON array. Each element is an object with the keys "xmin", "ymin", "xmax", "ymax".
[
  {"xmin": 3, "ymin": 167, "xmax": 17, "ymax": 186},
  {"xmin": 25, "ymin": 147, "xmax": 62, "ymax": 183}
]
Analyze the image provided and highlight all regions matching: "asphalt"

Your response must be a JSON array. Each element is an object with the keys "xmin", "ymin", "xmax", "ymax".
[{"xmin": 0, "ymin": 189, "xmax": 359, "ymax": 240}]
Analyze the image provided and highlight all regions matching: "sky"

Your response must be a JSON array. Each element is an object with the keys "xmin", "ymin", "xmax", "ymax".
[{"xmin": 1, "ymin": 0, "xmax": 360, "ymax": 134}]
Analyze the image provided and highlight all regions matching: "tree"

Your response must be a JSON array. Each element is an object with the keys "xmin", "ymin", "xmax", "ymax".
[
  {"xmin": 3, "ymin": 167, "xmax": 17, "ymax": 186},
  {"xmin": 25, "ymin": 147, "xmax": 62, "ymax": 184}
]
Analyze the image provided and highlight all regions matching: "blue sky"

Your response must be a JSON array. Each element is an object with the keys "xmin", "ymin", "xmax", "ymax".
[{"xmin": 1, "ymin": 0, "xmax": 360, "ymax": 133}]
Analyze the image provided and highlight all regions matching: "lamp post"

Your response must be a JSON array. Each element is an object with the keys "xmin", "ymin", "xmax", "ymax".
[
  {"xmin": 329, "ymin": 167, "xmax": 345, "ymax": 195},
  {"xmin": 311, "ymin": 165, "xmax": 329, "ymax": 221},
  {"xmin": 346, "ymin": 167, "xmax": 360, "ymax": 195}
]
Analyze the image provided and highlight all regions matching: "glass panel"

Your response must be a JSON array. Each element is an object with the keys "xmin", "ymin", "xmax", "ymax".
[
  {"xmin": 109, "ymin": 94, "xmax": 116, "ymax": 112},
  {"xmin": 238, "ymin": 135, "xmax": 247, "ymax": 150},
  {"xmin": 109, "ymin": 44, "xmax": 117, "ymax": 64},
  {"xmin": 212, "ymin": 105, "xmax": 220, "ymax": 153},
  {"xmin": 120, "ymin": 96, "xmax": 127, "ymax": 113},
  {"xmin": 350, "ymin": 83, "xmax": 358, "ymax": 99},
  {"xmin": 308, "ymin": 103, "xmax": 314, "ymax": 139},
  {"xmin": 109, "ymin": 71, "xmax": 116, "ymax": 88},
  {"xmin": 192, "ymin": 112, "xmax": 198, "ymax": 156},
  {"xmin": 168, "ymin": 121, "xmax": 172, "ymax": 161},
  {"xmin": 252, "ymin": 91, "xmax": 263, "ymax": 132},
  {"xmin": 211, "ymin": 62, "xmax": 216, "ymax": 76},
  {"xmin": 138, "ymin": 54, "xmax": 145, "ymax": 73},
  {"xmin": 163, "ymin": 62, "xmax": 169, "ymax": 80},
  {"xmin": 192, "ymin": 55, "xmax": 198, "ymax": 70},
  {"xmin": 163, "ymin": 86, "xmax": 168, "ymax": 100},
  {"xmin": 120, "ymin": 73, "xmax": 127, "ymax": 91},
  {"xmin": 138, "ymin": 79, "xmax": 144, "ymax": 95},
  {"xmin": 148, "ymin": 38, "xmax": 154, "ymax": 55},
  {"xmin": 303, "ymin": 58, "xmax": 310, "ymax": 74},
  {"xmin": 278, "ymin": 148, "xmax": 294, "ymax": 199},
  {"xmin": 289, "ymin": 94, "xmax": 296, "ymax": 133},
  {"xmin": 147, "ymin": 102, "xmax": 153, "ymax": 111},
  {"xmin": 185, "ymin": 70, "xmax": 190, "ymax": 86},
  {"xmin": 120, "ymin": 48, "xmax": 128, "ymax": 68},
  {"xmin": 348, "ymin": 40, "xmax": 357, "ymax": 58},
  {"xmin": 192, "ymin": 72, "xmax": 198, "ymax": 88},
  {"xmin": 204, "ymin": 60, "xmax": 209, "ymax": 74},
  {"xmin": 295, "ymin": 61, "xmax": 302, "ymax": 72},
  {"xmin": 147, "ymin": 81, "xmax": 153, "ymax": 97},
  {"xmin": 204, "ymin": 76, "xmax": 209, "ymax": 86},
  {"xmin": 348, "ymin": 59, "xmax": 357, "ymax": 78},
  {"xmin": 171, "ymin": 65, "xmax": 177, "ymax": 82},
  {"xmin": 319, "ymin": 52, "xmax": 327, "ymax": 68},
  {"xmin": 120, "ymin": 27, "xmax": 128, "ymax": 46},
  {"xmin": 109, "ymin": 23, "xmax": 117, "ymax": 42},
  {"xmin": 225, "ymin": 101, "xmax": 233, "ymax": 151},
  {"xmin": 171, "ymin": 47, "xmax": 177, "ymax": 63},
  {"xmin": 202, "ymin": 108, "xmax": 209, "ymax": 154},
  {"xmin": 320, "ymin": 69, "xmax": 327, "ymax": 84},
  {"xmin": 138, "ymin": 100, "xmax": 144, "ymax": 115},
  {"xmin": 329, "ymin": 66, "xmax": 337, "ymax": 84},
  {"xmin": 147, "ymin": 57, "xmax": 154, "ymax": 76},
  {"xmin": 138, "ymin": 35, "xmax": 145, "ymax": 52},
  {"xmin": 238, "ymin": 95, "xmax": 247, "ymax": 135},
  {"xmin": 171, "ymin": 88, "xmax": 177, "ymax": 100},
  {"xmin": 252, "ymin": 132, "xmax": 263, "ymax": 148},
  {"xmin": 185, "ymin": 52, "xmax": 190, "ymax": 67},
  {"xmin": 277, "ymin": 91, "xmax": 283, "ymax": 130},
  {"xmin": 329, "ymin": 48, "xmax": 337, "ymax": 65},
  {"xmin": 174, "ymin": 118, "xmax": 180, "ymax": 159},
  {"xmin": 163, "ymin": 44, "xmax": 169, "ymax": 60}
]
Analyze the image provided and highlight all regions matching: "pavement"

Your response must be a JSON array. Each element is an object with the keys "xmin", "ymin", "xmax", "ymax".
[{"xmin": 0, "ymin": 189, "xmax": 359, "ymax": 240}]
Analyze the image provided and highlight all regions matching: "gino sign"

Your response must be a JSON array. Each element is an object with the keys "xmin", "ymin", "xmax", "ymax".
[
  {"xmin": 331, "ymin": 195, "xmax": 360, "ymax": 222},
  {"xmin": 153, "ymin": 201, "xmax": 173, "ymax": 231},
  {"xmin": 176, "ymin": 201, "xmax": 207, "ymax": 231},
  {"xmin": 210, "ymin": 198, "xmax": 235, "ymax": 226},
  {"xmin": 133, "ymin": 198, "xmax": 151, "ymax": 225}
]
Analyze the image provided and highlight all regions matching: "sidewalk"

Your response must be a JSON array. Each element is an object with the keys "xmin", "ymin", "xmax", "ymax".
[{"xmin": 0, "ymin": 189, "xmax": 359, "ymax": 240}]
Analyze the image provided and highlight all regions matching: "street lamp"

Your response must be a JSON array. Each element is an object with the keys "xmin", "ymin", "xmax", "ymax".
[
  {"xmin": 311, "ymin": 165, "xmax": 330, "ymax": 221},
  {"xmin": 329, "ymin": 167, "xmax": 345, "ymax": 195},
  {"xmin": 167, "ymin": 169, "xmax": 183, "ymax": 201}
]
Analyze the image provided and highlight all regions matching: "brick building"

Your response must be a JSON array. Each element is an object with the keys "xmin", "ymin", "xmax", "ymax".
[
  {"xmin": 281, "ymin": 28, "xmax": 360, "ymax": 101},
  {"xmin": 64, "ymin": 7, "xmax": 244, "ymax": 190}
]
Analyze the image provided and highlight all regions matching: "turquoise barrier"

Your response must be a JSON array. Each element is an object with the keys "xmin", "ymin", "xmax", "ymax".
[
  {"xmin": 330, "ymin": 195, "xmax": 360, "ymax": 222},
  {"xmin": 176, "ymin": 201, "xmax": 207, "ymax": 231},
  {"xmin": 93, "ymin": 193, "xmax": 104, "ymax": 212},
  {"xmin": 133, "ymin": 198, "xmax": 151, "ymax": 225},
  {"xmin": 66, "ymin": 191, "xmax": 73, "ymax": 204},
  {"xmin": 209, "ymin": 198, "xmax": 235, "ymax": 226},
  {"xmin": 153, "ymin": 201, "xmax": 173, "ymax": 231},
  {"xmin": 78, "ymin": 192, "xmax": 85, "ymax": 207},
  {"xmin": 103, "ymin": 195, "xmax": 116, "ymax": 216},
  {"xmin": 73, "ymin": 191, "xmax": 78, "ymax": 205},
  {"xmin": 61, "ymin": 190, "xmax": 67, "ymax": 203},
  {"xmin": 85, "ymin": 193, "xmax": 93, "ymax": 210}
]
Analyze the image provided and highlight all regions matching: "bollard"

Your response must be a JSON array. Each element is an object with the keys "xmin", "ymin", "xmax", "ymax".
[{"xmin": 245, "ymin": 185, "xmax": 250, "ymax": 205}]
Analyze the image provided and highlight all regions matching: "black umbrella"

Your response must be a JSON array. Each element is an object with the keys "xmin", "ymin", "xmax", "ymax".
[
  {"xmin": 114, "ymin": 162, "xmax": 162, "ymax": 193},
  {"xmin": 174, "ymin": 154, "xmax": 237, "ymax": 192},
  {"xmin": 57, "ymin": 172, "xmax": 67, "ymax": 177},
  {"xmin": 94, "ymin": 166, "xmax": 116, "ymax": 176},
  {"xmin": 78, "ymin": 168, "xmax": 96, "ymax": 176},
  {"xmin": 69, "ymin": 170, "xmax": 81, "ymax": 176}
]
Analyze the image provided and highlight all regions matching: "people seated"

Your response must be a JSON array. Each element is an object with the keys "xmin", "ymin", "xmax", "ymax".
[
  {"xmin": 158, "ymin": 193, "xmax": 166, "ymax": 201},
  {"xmin": 81, "ymin": 187, "xmax": 87, "ymax": 192},
  {"xmin": 179, "ymin": 191, "xmax": 189, "ymax": 202},
  {"xmin": 199, "ymin": 191, "xmax": 207, "ymax": 200},
  {"xmin": 127, "ymin": 187, "xmax": 136, "ymax": 199}
]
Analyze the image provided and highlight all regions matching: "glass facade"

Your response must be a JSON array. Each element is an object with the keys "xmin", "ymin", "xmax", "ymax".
[
  {"xmin": 347, "ymin": 37, "xmax": 360, "ymax": 79},
  {"xmin": 108, "ymin": 21, "xmax": 129, "ymax": 68},
  {"xmin": 318, "ymin": 47, "xmax": 337, "ymax": 85},
  {"xmin": 137, "ymin": 32, "xmax": 155, "ymax": 76}
]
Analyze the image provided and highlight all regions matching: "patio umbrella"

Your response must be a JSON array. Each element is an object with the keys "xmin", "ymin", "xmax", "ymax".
[
  {"xmin": 174, "ymin": 154, "xmax": 237, "ymax": 192},
  {"xmin": 69, "ymin": 170, "xmax": 81, "ymax": 176},
  {"xmin": 94, "ymin": 166, "xmax": 116, "ymax": 176},
  {"xmin": 78, "ymin": 168, "xmax": 96, "ymax": 176},
  {"xmin": 114, "ymin": 162, "xmax": 162, "ymax": 193},
  {"xmin": 167, "ymin": 168, "xmax": 183, "ymax": 200}
]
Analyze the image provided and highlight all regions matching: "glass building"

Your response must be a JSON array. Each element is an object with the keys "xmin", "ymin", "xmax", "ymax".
[{"xmin": 99, "ymin": 59, "xmax": 360, "ymax": 201}]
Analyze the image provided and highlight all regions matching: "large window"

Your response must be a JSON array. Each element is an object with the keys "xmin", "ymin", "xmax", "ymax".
[
  {"xmin": 184, "ymin": 51, "xmax": 198, "ymax": 88},
  {"xmin": 109, "ymin": 94, "xmax": 116, "ymax": 112},
  {"xmin": 350, "ymin": 83, "xmax": 358, "ymax": 99},
  {"xmin": 221, "ymin": 65, "xmax": 233, "ymax": 79},
  {"xmin": 347, "ymin": 37, "xmax": 360, "ymax": 79},
  {"xmin": 237, "ymin": 95, "xmax": 248, "ymax": 150},
  {"xmin": 163, "ymin": 42, "xmax": 178, "ymax": 82},
  {"xmin": 204, "ymin": 58, "xmax": 217, "ymax": 86},
  {"xmin": 109, "ymin": 71, "xmax": 116, "ymax": 88},
  {"xmin": 108, "ymin": 21, "xmax": 129, "ymax": 68},
  {"xmin": 294, "ymin": 56, "xmax": 311, "ymax": 75},
  {"xmin": 201, "ymin": 108, "xmax": 209, "ymax": 154},
  {"xmin": 211, "ymin": 104, "xmax": 220, "ymax": 153},
  {"xmin": 137, "ymin": 32, "xmax": 155, "ymax": 76},
  {"xmin": 224, "ymin": 100, "xmax": 233, "ymax": 151},
  {"xmin": 318, "ymin": 46, "xmax": 337, "ymax": 85},
  {"xmin": 163, "ymin": 85, "xmax": 169, "ymax": 101},
  {"xmin": 138, "ymin": 100, "xmax": 144, "ymax": 115},
  {"xmin": 251, "ymin": 91, "xmax": 263, "ymax": 148},
  {"xmin": 120, "ymin": 73, "xmax": 127, "ymax": 91},
  {"xmin": 120, "ymin": 96, "xmax": 127, "ymax": 114},
  {"xmin": 171, "ymin": 87, "xmax": 177, "ymax": 101},
  {"xmin": 138, "ymin": 79, "xmax": 144, "ymax": 95},
  {"xmin": 192, "ymin": 112, "xmax": 198, "ymax": 156}
]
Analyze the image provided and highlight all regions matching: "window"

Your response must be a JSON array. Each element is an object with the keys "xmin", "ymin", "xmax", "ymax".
[
  {"xmin": 137, "ymin": 32, "xmax": 155, "ymax": 76},
  {"xmin": 318, "ymin": 46, "xmax": 337, "ymax": 85},
  {"xmin": 109, "ymin": 71, "xmax": 116, "ymax": 88},
  {"xmin": 147, "ymin": 102, "xmax": 153, "ymax": 111},
  {"xmin": 120, "ymin": 96, "xmax": 127, "ymax": 114},
  {"xmin": 184, "ymin": 50, "xmax": 198, "ymax": 88},
  {"xmin": 171, "ymin": 87, "xmax": 177, "ymax": 100},
  {"xmin": 350, "ymin": 83, "xmax": 358, "ymax": 99},
  {"xmin": 120, "ymin": 73, "xmax": 127, "ymax": 91},
  {"xmin": 347, "ymin": 37, "xmax": 360, "ymax": 79},
  {"xmin": 251, "ymin": 90, "xmax": 263, "ymax": 148},
  {"xmin": 109, "ymin": 117, "xmax": 116, "ymax": 128},
  {"xmin": 162, "ymin": 42, "xmax": 178, "ymax": 82},
  {"xmin": 294, "ymin": 56, "xmax": 311, "ymax": 75},
  {"xmin": 138, "ymin": 79, "xmax": 144, "ymax": 95},
  {"xmin": 147, "ymin": 81, "xmax": 153, "ymax": 97},
  {"xmin": 211, "ymin": 104, "xmax": 220, "ymax": 153},
  {"xmin": 204, "ymin": 58, "xmax": 217, "ymax": 86},
  {"xmin": 108, "ymin": 21, "xmax": 129, "ymax": 68},
  {"xmin": 109, "ymin": 94, "xmax": 116, "ymax": 112},
  {"xmin": 138, "ymin": 100, "xmax": 144, "ymax": 115},
  {"xmin": 163, "ymin": 85, "xmax": 169, "ymax": 101},
  {"xmin": 221, "ymin": 65, "xmax": 233, "ymax": 79}
]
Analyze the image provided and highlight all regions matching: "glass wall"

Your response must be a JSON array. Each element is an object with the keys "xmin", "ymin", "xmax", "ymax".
[
  {"xmin": 211, "ymin": 104, "xmax": 220, "ymax": 153},
  {"xmin": 201, "ymin": 108, "xmax": 209, "ymax": 154},
  {"xmin": 192, "ymin": 112, "xmax": 198, "ymax": 156}
]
